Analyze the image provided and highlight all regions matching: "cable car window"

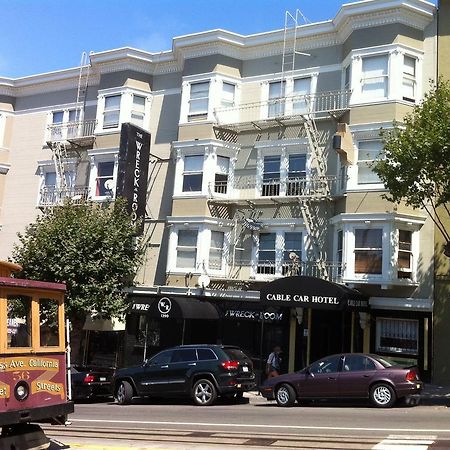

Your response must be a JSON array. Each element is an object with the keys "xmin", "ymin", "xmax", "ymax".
[
  {"xmin": 7, "ymin": 295, "xmax": 32, "ymax": 348},
  {"xmin": 39, "ymin": 298, "xmax": 60, "ymax": 347}
]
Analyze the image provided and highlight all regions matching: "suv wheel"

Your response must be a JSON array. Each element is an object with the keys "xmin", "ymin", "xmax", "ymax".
[
  {"xmin": 115, "ymin": 380, "xmax": 133, "ymax": 405},
  {"xmin": 192, "ymin": 379, "xmax": 217, "ymax": 406}
]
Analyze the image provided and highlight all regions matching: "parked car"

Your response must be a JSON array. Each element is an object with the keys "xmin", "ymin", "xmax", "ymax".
[
  {"xmin": 260, "ymin": 353, "xmax": 422, "ymax": 408},
  {"xmin": 113, "ymin": 344, "xmax": 256, "ymax": 406},
  {"xmin": 70, "ymin": 365, "xmax": 114, "ymax": 401}
]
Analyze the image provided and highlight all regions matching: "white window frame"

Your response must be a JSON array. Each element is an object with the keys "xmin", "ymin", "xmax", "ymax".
[
  {"xmin": 179, "ymin": 73, "xmax": 241, "ymax": 125},
  {"xmin": 87, "ymin": 148, "xmax": 119, "ymax": 201},
  {"xmin": 255, "ymin": 139, "xmax": 309, "ymax": 198},
  {"xmin": 166, "ymin": 219, "xmax": 232, "ymax": 276},
  {"xmin": 356, "ymin": 139, "xmax": 384, "ymax": 186},
  {"xmin": 331, "ymin": 213, "xmax": 423, "ymax": 286},
  {"xmin": 344, "ymin": 44, "xmax": 423, "ymax": 106},
  {"xmin": 95, "ymin": 87, "xmax": 152, "ymax": 134},
  {"xmin": 251, "ymin": 225, "xmax": 305, "ymax": 280},
  {"xmin": 172, "ymin": 139, "xmax": 238, "ymax": 198},
  {"xmin": 47, "ymin": 108, "xmax": 78, "ymax": 142}
]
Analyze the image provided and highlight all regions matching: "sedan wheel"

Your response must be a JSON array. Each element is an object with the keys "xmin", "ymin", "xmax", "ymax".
[
  {"xmin": 275, "ymin": 384, "xmax": 296, "ymax": 407},
  {"xmin": 370, "ymin": 383, "xmax": 396, "ymax": 408},
  {"xmin": 192, "ymin": 379, "xmax": 217, "ymax": 406},
  {"xmin": 115, "ymin": 380, "xmax": 133, "ymax": 405}
]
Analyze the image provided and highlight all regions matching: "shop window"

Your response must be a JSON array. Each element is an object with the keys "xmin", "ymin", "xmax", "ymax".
[
  {"xmin": 221, "ymin": 82, "xmax": 236, "ymax": 108},
  {"xmin": 257, "ymin": 232, "xmax": 276, "ymax": 275},
  {"xmin": 7, "ymin": 295, "xmax": 32, "ymax": 348},
  {"xmin": 376, "ymin": 318, "xmax": 418, "ymax": 355},
  {"xmin": 214, "ymin": 156, "xmax": 229, "ymax": 194},
  {"xmin": 131, "ymin": 95, "xmax": 146, "ymax": 127},
  {"xmin": 262, "ymin": 155, "xmax": 281, "ymax": 196},
  {"xmin": 282, "ymin": 232, "xmax": 302, "ymax": 275},
  {"xmin": 103, "ymin": 95, "xmax": 121, "ymax": 129},
  {"xmin": 361, "ymin": 55, "xmax": 388, "ymax": 99},
  {"xmin": 268, "ymin": 81, "xmax": 285, "ymax": 117},
  {"xmin": 182, "ymin": 155, "xmax": 203, "ymax": 192},
  {"xmin": 96, "ymin": 161, "xmax": 115, "ymax": 197},
  {"xmin": 402, "ymin": 55, "xmax": 416, "ymax": 102},
  {"xmin": 188, "ymin": 81, "xmax": 209, "ymax": 121},
  {"xmin": 39, "ymin": 298, "xmax": 60, "ymax": 347},
  {"xmin": 357, "ymin": 140, "xmax": 383, "ymax": 185},
  {"xmin": 209, "ymin": 231, "xmax": 224, "ymax": 270},
  {"xmin": 398, "ymin": 230, "xmax": 413, "ymax": 279},
  {"xmin": 354, "ymin": 228, "xmax": 383, "ymax": 274},
  {"xmin": 176, "ymin": 230, "xmax": 198, "ymax": 269},
  {"xmin": 286, "ymin": 154, "xmax": 306, "ymax": 195}
]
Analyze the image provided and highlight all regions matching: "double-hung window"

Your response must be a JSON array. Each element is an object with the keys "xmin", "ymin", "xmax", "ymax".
[
  {"xmin": 221, "ymin": 82, "xmax": 235, "ymax": 108},
  {"xmin": 214, "ymin": 156, "xmax": 229, "ymax": 194},
  {"xmin": 397, "ymin": 230, "xmax": 413, "ymax": 279},
  {"xmin": 131, "ymin": 95, "xmax": 146, "ymax": 127},
  {"xmin": 209, "ymin": 231, "xmax": 225, "ymax": 270},
  {"xmin": 357, "ymin": 140, "xmax": 383, "ymax": 185},
  {"xmin": 96, "ymin": 161, "xmax": 115, "ymax": 197},
  {"xmin": 262, "ymin": 155, "xmax": 281, "ymax": 196},
  {"xmin": 176, "ymin": 230, "xmax": 198, "ymax": 269},
  {"xmin": 268, "ymin": 81, "xmax": 285, "ymax": 118},
  {"xmin": 282, "ymin": 232, "xmax": 302, "ymax": 275},
  {"xmin": 103, "ymin": 95, "xmax": 121, "ymax": 129},
  {"xmin": 188, "ymin": 82, "xmax": 209, "ymax": 121},
  {"xmin": 354, "ymin": 229, "xmax": 383, "ymax": 274},
  {"xmin": 182, "ymin": 155, "xmax": 204, "ymax": 192},
  {"xmin": 361, "ymin": 55, "xmax": 388, "ymax": 99},
  {"xmin": 257, "ymin": 233, "xmax": 276, "ymax": 275},
  {"xmin": 402, "ymin": 56, "xmax": 416, "ymax": 102},
  {"xmin": 286, "ymin": 154, "xmax": 306, "ymax": 196},
  {"xmin": 292, "ymin": 78, "xmax": 311, "ymax": 114}
]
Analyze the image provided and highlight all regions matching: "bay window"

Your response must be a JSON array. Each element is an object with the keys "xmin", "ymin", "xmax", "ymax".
[
  {"xmin": 397, "ymin": 230, "xmax": 413, "ymax": 279},
  {"xmin": 131, "ymin": 95, "xmax": 146, "ymax": 127},
  {"xmin": 182, "ymin": 155, "xmax": 204, "ymax": 192},
  {"xmin": 96, "ymin": 161, "xmax": 115, "ymax": 197},
  {"xmin": 402, "ymin": 55, "xmax": 416, "ymax": 102},
  {"xmin": 176, "ymin": 230, "xmax": 198, "ymax": 269},
  {"xmin": 357, "ymin": 140, "xmax": 383, "ymax": 185},
  {"xmin": 354, "ymin": 228, "xmax": 383, "ymax": 274},
  {"xmin": 221, "ymin": 82, "xmax": 235, "ymax": 108},
  {"xmin": 214, "ymin": 156, "xmax": 229, "ymax": 194}
]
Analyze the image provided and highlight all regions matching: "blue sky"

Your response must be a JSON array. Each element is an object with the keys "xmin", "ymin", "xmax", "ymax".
[{"xmin": 0, "ymin": 0, "xmax": 436, "ymax": 78}]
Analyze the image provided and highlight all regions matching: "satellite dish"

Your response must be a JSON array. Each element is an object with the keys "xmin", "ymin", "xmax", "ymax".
[
  {"xmin": 104, "ymin": 179, "xmax": 115, "ymax": 191},
  {"xmin": 198, "ymin": 274, "xmax": 210, "ymax": 288}
]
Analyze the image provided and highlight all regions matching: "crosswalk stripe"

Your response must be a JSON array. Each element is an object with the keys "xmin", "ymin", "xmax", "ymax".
[{"xmin": 373, "ymin": 434, "xmax": 437, "ymax": 449}]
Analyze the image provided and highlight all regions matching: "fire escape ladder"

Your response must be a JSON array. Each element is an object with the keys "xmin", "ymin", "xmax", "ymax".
[
  {"xmin": 300, "ymin": 199, "xmax": 329, "ymax": 280},
  {"xmin": 75, "ymin": 51, "xmax": 91, "ymax": 124}
]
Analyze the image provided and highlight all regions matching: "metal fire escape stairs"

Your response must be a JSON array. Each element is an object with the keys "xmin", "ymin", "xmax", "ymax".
[{"xmin": 48, "ymin": 52, "xmax": 91, "ymax": 204}]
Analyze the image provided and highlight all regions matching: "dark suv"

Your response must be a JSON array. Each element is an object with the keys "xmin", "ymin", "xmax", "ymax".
[{"xmin": 113, "ymin": 344, "xmax": 256, "ymax": 406}]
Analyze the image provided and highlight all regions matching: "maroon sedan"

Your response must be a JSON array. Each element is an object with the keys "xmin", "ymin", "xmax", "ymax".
[{"xmin": 260, "ymin": 353, "xmax": 422, "ymax": 408}]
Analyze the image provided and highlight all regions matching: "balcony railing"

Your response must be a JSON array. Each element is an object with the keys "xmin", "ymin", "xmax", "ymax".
[
  {"xmin": 38, "ymin": 186, "xmax": 90, "ymax": 208},
  {"xmin": 209, "ymin": 259, "xmax": 343, "ymax": 283},
  {"xmin": 47, "ymin": 120, "xmax": 97, "ymax": 143},
  {"xmin": 209, "ymin": 175, "xmax": 339, "ymax": 200},
  {"xmin": 213, "ymin": 90, "xmax": 351, "ymax": 126}
]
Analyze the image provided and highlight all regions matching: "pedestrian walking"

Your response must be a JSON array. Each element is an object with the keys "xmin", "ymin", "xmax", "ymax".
[{"xmin": 266, "ymin": 345, "xmax": 282, "ymax": 378}]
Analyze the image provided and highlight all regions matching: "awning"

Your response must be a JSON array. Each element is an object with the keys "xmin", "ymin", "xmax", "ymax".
[
  {"xmin": 260, "ymin": 276, "xmax": 369, "ymax": 311},
  {"xmin": 129, "ymin": 295, "xmax": 220, "ymax": 320}
]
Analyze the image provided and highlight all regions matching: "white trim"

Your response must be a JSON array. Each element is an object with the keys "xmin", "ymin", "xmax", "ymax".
[{"xmin": 370, "ymin": 296, "xmax": 432, "ymax": 311}]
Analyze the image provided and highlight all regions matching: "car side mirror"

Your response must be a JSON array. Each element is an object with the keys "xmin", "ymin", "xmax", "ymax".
[{"xmin": 305, "ymin": 368, "xmax": 314, "ymax": 377}]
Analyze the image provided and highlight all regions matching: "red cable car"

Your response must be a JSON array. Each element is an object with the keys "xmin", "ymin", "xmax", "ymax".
[{"xmin": 0, "ymin": 260, "xmax": 73, "ymax": 449}]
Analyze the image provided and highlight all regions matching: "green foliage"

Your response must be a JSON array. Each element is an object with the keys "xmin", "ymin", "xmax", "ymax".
[
  {"xmin": 374, "ymin": 79, "xmax": 450, "ymax": 210},
  {"xmin": 11, "ymin": 198, "xmax": 143, "ymax": 322}
]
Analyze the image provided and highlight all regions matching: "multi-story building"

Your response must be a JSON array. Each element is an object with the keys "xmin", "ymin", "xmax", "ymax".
[{"xmin": 0, "ymin": 0, "xmax": 443, "ymax": 381}]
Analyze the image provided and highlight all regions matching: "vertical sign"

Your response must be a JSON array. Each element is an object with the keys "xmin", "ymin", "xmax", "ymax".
[{"xmin": 116, "ymin": 123, "xmax": 151, "ymax": 234}]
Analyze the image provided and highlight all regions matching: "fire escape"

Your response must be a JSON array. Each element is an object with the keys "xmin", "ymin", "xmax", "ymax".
[
  {"xmin": 208, "ymin": 11, "xmax": 351, "ymax": 288},
  {"xmin": 41, "ymin": 52, "xmax": 96, "ymax": 208}
]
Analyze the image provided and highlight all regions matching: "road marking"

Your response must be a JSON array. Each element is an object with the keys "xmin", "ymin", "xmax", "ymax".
[
  {"xmin": 373, "ymin": 435, "xmax": 437, "ymax": 449},
  {"xmin": 70, "ymin": 419, "xmax": 450, "ymax": 434}
]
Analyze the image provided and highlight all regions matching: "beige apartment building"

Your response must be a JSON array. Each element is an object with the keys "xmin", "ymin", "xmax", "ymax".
[{"xmin": 1, "ymin": 0, "xmax": 447, "ymax": 382}]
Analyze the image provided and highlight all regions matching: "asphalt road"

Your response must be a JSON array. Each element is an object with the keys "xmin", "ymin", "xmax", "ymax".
[{"xmin": 44, "ymin": 395, "xmax": 450, "ymax": 449}]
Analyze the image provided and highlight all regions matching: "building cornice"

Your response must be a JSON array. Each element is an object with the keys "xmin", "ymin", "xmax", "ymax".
[{"xmin": 0, "ymin": 0, "xmax": 435, "ymax": 98}]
